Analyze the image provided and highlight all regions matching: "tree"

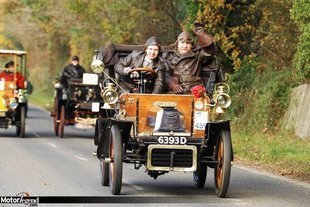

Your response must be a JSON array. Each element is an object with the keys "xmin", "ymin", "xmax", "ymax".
[
  {"xmin": 291, "ymin": 0, "xmax": 310, "ymax": 81},
  {"xmin": 254, "ymin": 0, "xmax": 298, "ymax": 71},
  {"xmin": 183, "ymin": 0, "xmax": 260, "ymax": 71}
]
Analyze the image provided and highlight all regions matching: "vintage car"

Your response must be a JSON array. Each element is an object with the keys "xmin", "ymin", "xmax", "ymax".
[
  {"xmin": 0, "ymin": 50, "xmax": 29, "ymax": 137},
  {"xmin": 91, "ymin": 44, "xmax": 233, "ymax": 197},
  {"xmin": 51, "ymin": 72, "xmax": 104, "ymax": 138}
]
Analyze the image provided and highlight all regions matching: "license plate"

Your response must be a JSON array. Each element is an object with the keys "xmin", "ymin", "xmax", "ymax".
[
  {"xmin": 0, "ymin": 111, "xmax": 5, "ymax": 117},
  {"xmin": 157, "ymin": 136, "xmax": 187, "ymax": 145},
  {"xmin": 91, "ymin": 102, "xmax": 100, "ymax": 112},
  {"xmin": 75, "ymin": 123, "xmax": 93, "ymax": 129},
  {"xmin": 194, "ymin": 111, "xmax": 209, "ymax": 130}
]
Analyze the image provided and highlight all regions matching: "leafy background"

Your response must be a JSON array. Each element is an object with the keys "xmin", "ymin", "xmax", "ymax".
[{"xmin": 0, "ymin": 0, "xmax": 309, "ymax": 179}]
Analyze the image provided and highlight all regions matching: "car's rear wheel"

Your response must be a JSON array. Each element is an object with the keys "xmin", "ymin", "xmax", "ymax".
[
  {"xmin": 53, "ymin": 98, "xmax": 59, "ymax": 136},
  {"xmin": 58, "ymin": 105, "xmax": 65, "ymax": 138},
  {"xmin": 109, "ymin": 125, "xmax": 122, "ymax": 195},
  {"xmin": 214, "ymin": 129, "xmax": 232, "ymax": 198},
  {"xmin": 193, "ymin": 163, "xmax": 207, "ymax": 188}
]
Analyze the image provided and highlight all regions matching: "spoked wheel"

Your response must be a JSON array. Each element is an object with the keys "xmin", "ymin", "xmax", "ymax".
[
  {"xmin": 53, "ymin": 98, "xmax": 59, "ymax": 136},
  {"xmin": 100, "ymin": 160, "xmax": 109, "ymax": 186},
  {"xmin": 193, "ymin": 163, "xmax": 207, "ymax": 188},
  {"xmin": 108, "ymin": 125, "xmax": 123, "ymax": 195},
  {"xmin": 214, "ymin": 129, "xmax": 232, "ymax": 198},
  {"xmin": 58, "ymin": 105, "xmax": 65, "ymax": 138},
  {"xmin": 16, "ymin": 105, "xmax": 26, "ymax": 138}
]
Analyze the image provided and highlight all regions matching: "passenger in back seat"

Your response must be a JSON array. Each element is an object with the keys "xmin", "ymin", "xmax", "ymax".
[
  {"xmin": 114, "ymin": 36, "xmax": 165, "ymax": 94},
  {"xmin": 163, "ymin": 22, "xmax": 220, "ymax": 94}
]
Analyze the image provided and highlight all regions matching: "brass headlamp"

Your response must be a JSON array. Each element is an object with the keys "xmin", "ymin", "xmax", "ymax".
[
  {"xmin": 101, "ymin": 83, "xmax": 118, "ymax": 108},
  {"xmin": 91, "ymin": 59, "xmax": 105, "ymax": 74},
  {"xmin": 213, "ymin": 83, "xmax": 231, "ymax": 113}
]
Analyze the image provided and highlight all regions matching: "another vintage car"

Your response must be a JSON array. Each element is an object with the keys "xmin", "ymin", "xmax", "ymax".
[
  {"xmin": 51, "ymin": 72, "xmax": 104, "ymax": 138},
  {"xmin": 0, "ymin": 50, "xmax": 29, "ymax": 137},
  {"xmin": 92, "ymin": 44, "xmax": 233, "ymax": 197}
]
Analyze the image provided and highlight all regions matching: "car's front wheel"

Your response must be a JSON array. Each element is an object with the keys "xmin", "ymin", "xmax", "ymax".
[
  {"xmin": 16, "ymin": 105, "xmax": 26, "ymax": 138},
  {"xmin": 214, "ymin": 129, "xmax": 232, "ymax": 198},
  {"xmin": 53, "ymin": 98, "xmax": 59, "ymax": 136},
  {"xmin": 108, "ymin": 125, "xmax": 123, "ymax": 195}
]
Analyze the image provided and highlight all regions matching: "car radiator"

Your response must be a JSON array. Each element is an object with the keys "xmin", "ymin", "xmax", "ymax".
[{"xmin": 146, "ymin": 145, "xmax": 197, "ymax": 172}]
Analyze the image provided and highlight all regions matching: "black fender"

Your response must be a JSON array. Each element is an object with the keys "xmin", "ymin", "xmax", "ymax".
[
  {"xmin": 94, "ymin": 117, "xmax": 103, "ymax": 145},
  {"xmin": 96, "ymin": 118, "xmax": 133, "ymax": 160},
  {"xmin": 204, "ymin": 120, "xmax": 234, "ymax": 162}
]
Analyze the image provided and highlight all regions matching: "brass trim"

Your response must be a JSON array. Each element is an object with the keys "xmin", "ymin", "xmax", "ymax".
[
  {"xmin": 147, "ymin": 145, "xmax": 197, "ymax": 172},
  {"xmin": 152, "ymin": 132, "xmax": 191, "ymax": 136},
  {"xmin": 154, "ymin": 101, "xmax": 177, "ymax": 108}
]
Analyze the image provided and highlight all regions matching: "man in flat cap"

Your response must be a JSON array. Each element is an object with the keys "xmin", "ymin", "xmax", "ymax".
[{"xmin": 114, "ymin": 36, "xmax": 165, "ymax": 94}]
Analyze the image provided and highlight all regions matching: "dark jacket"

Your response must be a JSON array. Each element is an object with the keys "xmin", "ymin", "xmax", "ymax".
[
  {"xmin": 60, "ymin": 64, "xmax": 86, "ymax": 89},
  {"xmin": 114, "ymin": 50, "xmax": 165, "ymax": 94},
  {"xmin": 163, "ymin": 43, "xmax": 216, "ymax": 93}
]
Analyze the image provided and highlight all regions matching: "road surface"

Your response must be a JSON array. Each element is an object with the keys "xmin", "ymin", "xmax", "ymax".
[{"xmin": 0, "ymin": 105, "xmax": 309, "ymax": 206}]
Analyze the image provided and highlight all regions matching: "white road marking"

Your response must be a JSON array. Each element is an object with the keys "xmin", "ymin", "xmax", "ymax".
[
  {"xmin": 26, "ymin": 125, "xmax": 41, "ymax": 138},
  {"xmin": 75, "ymin": 155, "xmax": 88, "ymax": 161},
  {"xmin": 31, "ymin": 131, "xmax": 40, "ymax": 138},
  {"xmin": 47, "ymin": 142, "xmax": 57, "ymax": 148}
]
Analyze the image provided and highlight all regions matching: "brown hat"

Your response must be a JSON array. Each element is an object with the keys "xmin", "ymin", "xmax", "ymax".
[
  {"xmin": 145, "ymin": 36, "xmax": 161, "ymax": 47},
  {"xmin": 177, "ymin": 31, "xmax": 193, "ymax": 43}
]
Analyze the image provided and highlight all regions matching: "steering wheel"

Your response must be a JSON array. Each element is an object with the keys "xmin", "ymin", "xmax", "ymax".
[
  {"xmin": 128, "ymin": 67, "xmax": 156, "ymax": 93},
  {"xmin": 128, "ymin": 67, "xmax": 155, "ymax": 77}
]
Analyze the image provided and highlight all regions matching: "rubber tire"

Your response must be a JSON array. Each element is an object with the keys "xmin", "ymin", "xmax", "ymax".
[
  {"xmin": 108, "ymin": 125, "xmax": 123, "ymax": 195},
  {"xmin": 16, "ymin": 106, "xmax": 26, "ymax": 138},
  {"xmin": 94, "ymin": 118, "xmax": 103, "ymax": 145},
  {"xmin": 100, "ymin": 160, "xmax": 109, "ymax": 186},
  {"xmin": 214, "ymin": 129, "xmax": 232, "ymax": 198},
  {"xmin": 53, "ymin": 98, "xmax": 59, "ymax": 136},
  {"xmin": 58, "ymin": 105, "xmax": 65, "ymax": 138},
  {"xmin": 193, "ymin": 163, "xmax": 207, "ymax": 188}
]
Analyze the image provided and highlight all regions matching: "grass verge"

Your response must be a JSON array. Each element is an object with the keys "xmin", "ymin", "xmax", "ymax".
[
  {"xmin": 232, "ymin": 131, "xmax": 310, "ymax": 182},
  {"xmin": 28, "ymin": 90, "xmax": 54, "ymax": 112}
]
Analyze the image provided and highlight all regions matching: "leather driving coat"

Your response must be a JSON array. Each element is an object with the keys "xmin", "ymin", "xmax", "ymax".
[
  {"xmin": 114, "ymin": 50, "xmax": 165, "ymax": 94},
  {"xmin": 163, "ymin": 43, "xmax": 216, "ymax": 93},
  {"xmin": 60, "ymin": 64, "xmax": 86, "ymax": 88}
]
